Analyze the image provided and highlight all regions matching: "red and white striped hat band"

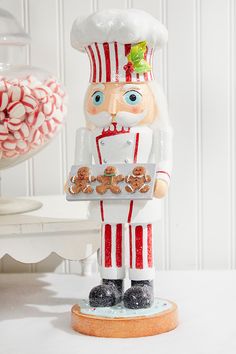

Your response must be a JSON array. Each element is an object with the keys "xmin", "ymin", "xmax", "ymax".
[{"xmin": 85, "ymin": 42, "xmax": 154, "ymax": 83}]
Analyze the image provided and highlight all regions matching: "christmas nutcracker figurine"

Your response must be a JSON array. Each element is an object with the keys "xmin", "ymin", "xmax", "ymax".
[{"xmin": 69, "ymin": 9, "xmax": 177, "ymax": 337}]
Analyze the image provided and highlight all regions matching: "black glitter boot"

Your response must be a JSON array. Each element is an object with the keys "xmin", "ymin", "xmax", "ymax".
[
  {"xmin": 123, "ymin": 280, "xmax": 154, "ymax": 309},
  {"xmin": 89, "ymin": 279, "xmax": 123, "ymax": 307}
]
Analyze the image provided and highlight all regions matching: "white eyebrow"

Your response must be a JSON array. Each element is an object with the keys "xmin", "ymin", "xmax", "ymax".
[
  {"xmin": 92, "ymin": 83, "xmax": 105, "ymax": 91},
  {"xmin": 122, "ymin": 84, "xmax": 142, "ymax": 91}
]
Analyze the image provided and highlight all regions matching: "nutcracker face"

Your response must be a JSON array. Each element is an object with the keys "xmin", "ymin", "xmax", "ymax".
[{"xmin": 84, "ymin": 82, "xmax": 157, "ymax": 129}]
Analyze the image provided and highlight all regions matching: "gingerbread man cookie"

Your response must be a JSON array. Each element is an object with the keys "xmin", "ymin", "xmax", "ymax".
[
  {"xmin": 96, "ymin": 166, "xmax": 124, "ymax": 195},
  {"xmin": 125, "ymin": 166, "xmax": 151, "ymax": 193},
  {"xmin": 69, "ymin": 166, "xmax": 96, "ymax": 194}
]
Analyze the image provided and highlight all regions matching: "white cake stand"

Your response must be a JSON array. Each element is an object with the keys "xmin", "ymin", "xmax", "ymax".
[{"xmin": 0, "ymin": 197, "xmax": 42, "ymax": 215}]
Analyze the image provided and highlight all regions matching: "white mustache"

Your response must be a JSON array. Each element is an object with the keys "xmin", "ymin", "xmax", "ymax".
[
  {"xmin": 115, "ymin": 110, "xmax": 146, "ymax": 127},
  {"xmin": 86, "ymin": 110, "xmax": 147, "ymax": 128},
  {"xmin": 86, "ymin": 111, "xmax": 111, "ymax": 128}
]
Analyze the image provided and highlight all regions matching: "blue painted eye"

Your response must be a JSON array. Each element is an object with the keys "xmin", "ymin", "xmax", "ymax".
[
  {"xmin": 92, "ymin": 91, "xmax": 104, "ymax": 106},
  {"xmin": 123, "ymin": 90, "xmax": 142, "ymax": 105}
]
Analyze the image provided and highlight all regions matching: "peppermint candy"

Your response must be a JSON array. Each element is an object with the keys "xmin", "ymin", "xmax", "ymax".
[
  {"xmin": 8, "ymin": 85, "xmax": 25, "ymax": 102},
  {"xmin": 27, "ymin": 129, "xmax": 41, "ymax": 144},
  {"xmin": 33, "ymin": 85, "xmax": 52, "ymax": 100},
  {"xmin": 0, "ymin": 90, "xmax": 9, "ymax": 111},
  {"xmin": 21, "ymin": 95, "xmax": 38, "ymax": 113},
  {"xmin": 7, "ymin": 101, "xmax": 26, "ymax": 119},
  {"xmin": 42, "ymin": 101, "xmax": 55, "ymax": 116},
  {"xmin": 13, "ymin": 122, "xmax": 30, "ymax": 140},
  {"xmin": 51, "ymin": 109, "xmax": 63, "ymax": 124},
  {"xmin": 16, "ymin": 140, "xmax": 29, "ymax": 153},
  {"xmin": 2, "ymin": 136, "xmax": 17, "ymax": 151},
  {"xmin": 27, "ymin": 111, "xmax": 45, "ymax": 129},
  {"xmin": 0, "ymin": 75, "xmax": 66, "ymax": 160},
  {"xmin": 0, "ymin": 111, "xmax": 6, "ymax": 122},
  {"xmin": 7, "ymin": 118, "xmax": 23, "ymax": 131},
  {"xmin": 0, "ymin": 124, "xmax": 8, "ymax": 141}
]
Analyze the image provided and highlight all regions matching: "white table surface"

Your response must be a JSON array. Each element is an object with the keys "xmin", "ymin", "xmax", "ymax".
[{"xmin": 1, "ymin": 271, "xmax": 236, "ymax": 354}]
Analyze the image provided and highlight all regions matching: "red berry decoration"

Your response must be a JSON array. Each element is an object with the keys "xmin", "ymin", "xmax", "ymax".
[{"xmin": 123, "ymin": 61, "xmax": 134, "ymax": 74}]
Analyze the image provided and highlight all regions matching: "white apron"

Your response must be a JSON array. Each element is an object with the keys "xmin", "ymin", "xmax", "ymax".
[{"xmin": 87, "ymin": 124, "xmax": 162, "ymax": 224}]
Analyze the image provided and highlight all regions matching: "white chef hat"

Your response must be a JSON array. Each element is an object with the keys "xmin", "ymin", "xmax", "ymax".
[{"xmin": 71, "ymin": 8, "xmax": 168, "ymax": 83}]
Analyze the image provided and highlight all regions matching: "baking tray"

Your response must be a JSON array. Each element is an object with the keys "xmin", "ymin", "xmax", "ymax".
[{"xmin": 66, "ymin": 163, "xmax": 156, "ymax": 201}]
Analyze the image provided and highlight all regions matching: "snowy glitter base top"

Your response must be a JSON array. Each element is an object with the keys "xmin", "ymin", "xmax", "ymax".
[{"xmin": 77, "ymin": 298, "xmax": 172, "ymax": 318}]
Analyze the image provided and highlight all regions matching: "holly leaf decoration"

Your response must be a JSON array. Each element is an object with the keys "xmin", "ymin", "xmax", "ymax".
[
  {"xmin": 130, "ymin": 45, "xmax": 144, "ymax": 64},
  {"xmin": 134, "ymin": 59, "xmax": 151, "ymax": 74},
  {"xmin": 125, "ymin": 41, "xmax": 152, "ymax": 74}
]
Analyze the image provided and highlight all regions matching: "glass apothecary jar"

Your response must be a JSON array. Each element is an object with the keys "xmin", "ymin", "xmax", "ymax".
[
  {"xmin": 0, "ymin": 8, "xmax": 67, "ymax": 170},
  {"xmin": 0, "ymin": 9, "xmax": 67, "ymax": 214}
]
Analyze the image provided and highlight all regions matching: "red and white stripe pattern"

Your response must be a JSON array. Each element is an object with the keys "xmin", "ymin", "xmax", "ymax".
[
  {"xmin": 129, "ymin": 224, "xmax": 155, "ymax": 280},
  {"xmin": 99, "ymin": 223, "xmax": 155, "ymax": 280},
  {"xmin": 100, "ymin": 223, "xmax": 125, "ymax": 279},
  {"xmin": 85, "ymin": 42, "xmax": 154, "ymax": 83}
]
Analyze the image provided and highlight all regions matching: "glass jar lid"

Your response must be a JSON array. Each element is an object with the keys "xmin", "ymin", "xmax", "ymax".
[{"xmin": 0, "ymin": 8, "xmax": 30, "ymax": 45}]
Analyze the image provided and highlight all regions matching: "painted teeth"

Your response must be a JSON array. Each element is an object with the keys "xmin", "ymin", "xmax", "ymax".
[{"xmin": 116, "ymin": 124, "xmax": 122, "ymax": 131}]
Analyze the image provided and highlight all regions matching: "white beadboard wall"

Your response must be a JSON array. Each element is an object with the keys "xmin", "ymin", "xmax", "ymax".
[{"xmin": 0, "ymin": 0, "xmax": 235, "ymax": 272}]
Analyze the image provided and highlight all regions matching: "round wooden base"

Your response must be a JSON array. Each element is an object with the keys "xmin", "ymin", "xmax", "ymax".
[{"xmin": 71, "ymin": 300, "xmax": 178, "ymax": 338}]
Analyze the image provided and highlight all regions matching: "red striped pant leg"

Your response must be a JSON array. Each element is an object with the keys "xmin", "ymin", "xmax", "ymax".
[
  {"xmin": 128, "ymin": 223, "xmax": 155, "ymax": 281},
  {"xmin": 99, "ymin": 223, "xmax": 126, "ymax": 280}
]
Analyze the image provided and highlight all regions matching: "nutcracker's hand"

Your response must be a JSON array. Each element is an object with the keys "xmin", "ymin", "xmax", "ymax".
[{"xmin": 154, "ymin": 179, "xmax": 169, "ymax": 199}]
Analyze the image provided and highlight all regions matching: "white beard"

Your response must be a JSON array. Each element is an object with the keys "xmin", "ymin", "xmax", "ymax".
[{"xmin": 85, "ymin": 110, "xmax": 147, "ymax": 129}]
